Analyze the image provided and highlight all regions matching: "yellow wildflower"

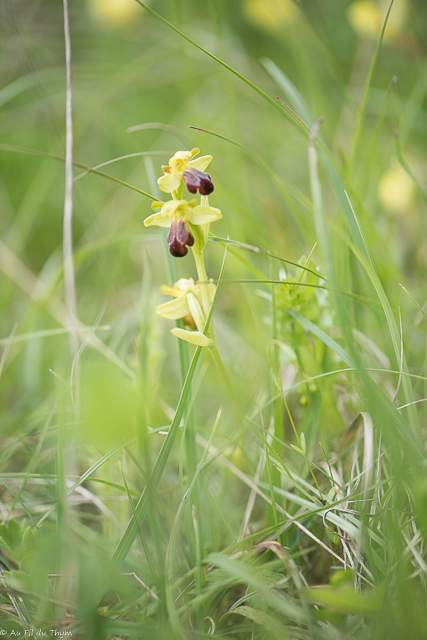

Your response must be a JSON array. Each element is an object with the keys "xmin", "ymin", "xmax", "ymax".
[
  {"xmin": 347, "ymin": 0, "xmax": 407, "ymax": 40},
  {"xmin": 243, "ymin": 0, "xmax": 297, "ymax": 34},
  {"xmin": 378, "ymin": 165, "xmax": 415, "ymax": 216},
  {"xmin": 89, "ymin": 0, "xmax": 140, "ymax": 28}
]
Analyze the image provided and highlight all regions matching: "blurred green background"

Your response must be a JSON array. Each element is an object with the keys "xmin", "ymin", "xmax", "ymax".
[
  {"xmin": 1, "ymin": 0, "xmax": 427, "ymax": 417},
  {"xmin": 1, "ymin": 0, "xmax": 427, "ymax": 637}
]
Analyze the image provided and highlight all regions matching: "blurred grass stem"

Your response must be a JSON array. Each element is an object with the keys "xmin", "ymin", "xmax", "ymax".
[{"xmin": 62, "ymin": 0, "xmax": 78, "ymax": 368}]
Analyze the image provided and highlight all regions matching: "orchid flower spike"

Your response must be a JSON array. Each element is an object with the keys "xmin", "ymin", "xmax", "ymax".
[
  {"xmin": 144, "ymin": 199, "xmax": 222, "ymax": 258},
  {"xmin": 158, "ymin": 148, "xmax": 214, "ymax": 196}
]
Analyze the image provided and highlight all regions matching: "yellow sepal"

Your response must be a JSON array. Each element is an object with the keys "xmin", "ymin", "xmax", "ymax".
[{"xmin": 171, "ymin": 328, "xmax": 212, "ymax": 348}]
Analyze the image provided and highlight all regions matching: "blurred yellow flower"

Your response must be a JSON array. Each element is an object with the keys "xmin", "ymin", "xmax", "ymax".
[
  {"xmin": 243, "ymin": 0, "xmax": 297, "ymax": 33},
  {"xmin": 158, "ymin": 148, "xmax": 213, "ymax": 196},
  {"xmin": 347, "ymin": 0, "xmax": 407, "ymax": 40},
  {"xmin": 157, "ymin": 278, "xmax": 215, "ymax": 347},
  {"xmin": 378, "ymin": 165, "xmax": 415, "ymax": 215},
  {"xmin": 89, "ymin": 0, "xmax": 141, "ymax": 28},
  {"xmin": 347, "ymin": 1, "xmax": 381, "ymax": 37}
]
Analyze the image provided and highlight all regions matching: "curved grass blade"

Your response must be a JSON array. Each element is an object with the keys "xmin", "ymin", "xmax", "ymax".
[
  {"xmin": 226, "ymin": 606, "xmax": 288, "ymax": 640},
  {"xmin": 287, "ymin": 308, "xmax": 354, "ymax": 367},
  {"xmin": 111, "ymin": 246, "xmax": 228, "ymax": 566},
  {"xmin": 307, "ymin": 114, "xmax": 421, "ymax": 454},
  {"xmin": 220, "ymin": 278, "xmax": 326, "ymax": 289},
  {"xmin": 73, "ymin": 150, "xmax": 170, "ymax": 182},
  {"xmin": 0, "ymin": 326, "xmax": 110, "ymax": 348},
  {"xmin": 0, "ymin": 238, "xmax": 136, "ymax": 380},
  {"xmin": 394, "ymin": 123, "xmax": 427, "ymax": 204},
  {"xmin": 127, "ymin": 121, "xmax": 194, "ymax": 147},
  {"xmin": 0, "ymin": 324, "xmax": 17, "ymax": 378},
  {"xmin": 328, "ymin": 217, "xmax": 418, "ymax": 427},
  {"xmin": 348, "ymin": 0, "xmax": 395, "ymax": 174},
  {"xmin": 206, "ymin": 552, "xmax": 304, "ymax": 621},
  {"xmin": 209, "ymin": 235, "xmax": 325, "ymax": 280},
  {"xmin": 216, "ymin": 278, "xmax": 375, "ymax": 307},
  {"xmin": 289, "ymin": 308, "xmax": 425, "ymax": 460},
  {"xmin": 189, "ymin": 125, "xmax": 311, "ymax": 211},
  {"xmin": 262, "ymin": 58, "xmax": 315, "ymax": 132},
  {"xmin": 36, "ymin": 435, "xmax": 138, "ymax": 526},
  {"xmin": 0, "ymin": 69, "xmax": 54, "ymax": 107},
  {"xmin": 44, "ymin": 232, "xmax": 160, "ymax": 299},
  {"xmin": 11, "ymin": 405, "xmax": 55, "ymax": 514},
  {"xmin": 165, "ymin": 408, "xmax": 222, "ymax": 630},
  {"xmin": 0, "ymin": 142, "xmax": 158, "ymax": 201},
  {"xmin": 400, "ymin": 284, "xmax": 427, "ymax": 321},
  {"xmin": 0, "ymin": 478, "xmax": 39, "ymax": 529},
  {"xmin": 262, "ymin": 61, "xmax": 374, "ymax": 266},
  {"xmin": 134, "ymin": 1, "xmax": 305, "ymax": 135},
  {"xmin": 119, "ymin": 462, "xmax": 158, "ymax": 584}
]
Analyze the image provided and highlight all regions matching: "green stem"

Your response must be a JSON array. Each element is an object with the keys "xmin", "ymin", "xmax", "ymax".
[
  {"xmin": 192, "ymin": 244, "xmax": 213, "ymax": 335},
  {"xmin": 192, "ymin": 230, "xmax": 243, "ymax": 418},
  {"xmin": 210, "ymin": 344, "xmax": 243, "ymax": 418}
]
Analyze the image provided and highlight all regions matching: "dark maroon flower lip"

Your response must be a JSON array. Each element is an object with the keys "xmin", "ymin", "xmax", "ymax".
[
  {"xmin": 167, "ymin": 219, "xmax": 194, "ymax": 258},
  {"xmin": 183, "ymin": 168, "xmax": 214, "ymax": 196}
]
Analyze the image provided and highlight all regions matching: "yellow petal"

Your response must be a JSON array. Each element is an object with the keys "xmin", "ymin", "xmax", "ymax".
[
  {"xmin": 161, "ymin": 200, "xmax": 186, "ymax": 216},
  {"xmin": 189, "ymin": 155, "xmax": 213, "ymax": 171},
  {"xmin": 157, "ymin": 172, "xmax": 181, "ymax": 193},
  {"xmin": 144, "ymin": 211, "xmax": 173, "ymax": 228},
  {"xmin": 157, "ymin": 296, "xmax": 190, "ymax": 320},
  {"xmin": 187, "ymin": 293, "xmax": 206, "ymax": 333},
  {"xmin": 170, "ymin": 150, "xmax": 193, "ymax": 162},
  {"xmin": 151, "ymin": 200, "xmax": 164, "ymax": 210},
  {"xmin": 171, "ymin": 328, "xmax": 213, "ymax": 347},
  {"xmin": 160, "ymin": 284, "xmax": 182, "ymax": 297},
  {"xmin": 188, "ymin": 205, "xmax": 222, "ymax": 226},
  {"xmin": 174, "ymin": 278, "xmax": 196, "ymax": 294}
]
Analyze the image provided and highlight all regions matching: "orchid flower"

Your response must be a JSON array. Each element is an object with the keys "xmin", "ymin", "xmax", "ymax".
[
  {"xmin": 156, "ymin": 278, "xmax": 216, "ymax": 347},
  {"xmin": 144, "ymin": 199, "xmax": 222, "ymax": 257},
  {"xmin": 157, "ymin": 148, "xmax": 214, "ymax": 196}
]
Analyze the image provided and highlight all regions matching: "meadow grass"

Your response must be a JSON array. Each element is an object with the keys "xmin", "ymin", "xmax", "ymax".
[{"xmin": 1, "ymin": 0, "xmax": 427, "ymax": 638}]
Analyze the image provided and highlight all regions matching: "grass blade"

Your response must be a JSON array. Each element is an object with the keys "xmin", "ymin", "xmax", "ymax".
[
  {"xmin": 111, "ymin": 246, "xmax": 228, "ymax": 565},
  {"xmin": 0, "ymin": 142, "xmax": 158, "ymax": 201},
  {"xmin": 134, "ymin": 1, "xmax": 305, "ymax": 134},
  {"xmin": 348, "ymin": 0, "xmax": 395, "ymax": 173}
]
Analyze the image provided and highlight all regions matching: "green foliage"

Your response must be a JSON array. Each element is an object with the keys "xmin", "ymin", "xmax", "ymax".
[{"xmin": 1, "ymin": 0, "xmax": 427, "ymax": 638}]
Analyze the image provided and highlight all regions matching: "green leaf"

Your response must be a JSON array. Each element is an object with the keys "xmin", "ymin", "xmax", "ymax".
[
  {"xmin": 303, "ymin": 584, "xmax": 385, "ymax": 616},
  {"xmin": 206, "ymin": 552, "xmax": 304, "ymax": 621},
  {"xmin": 229, "ymin": 605, "xmax": 289, "ymax": 640},
  {"xmin": 287, "ymin": 308, "xmax": 354, "ymax": 367}
]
